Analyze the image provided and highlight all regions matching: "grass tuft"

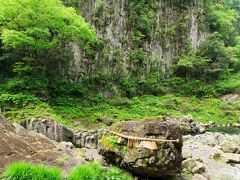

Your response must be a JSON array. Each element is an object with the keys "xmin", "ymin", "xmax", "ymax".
[{"xmin": 1, "ymin": 161, "xmax": 62, "ymax": 180}]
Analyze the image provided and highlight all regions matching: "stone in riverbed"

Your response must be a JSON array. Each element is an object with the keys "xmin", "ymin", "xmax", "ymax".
[
  {"xmin": 193, "ymin": 174, "xmax": 208, "ymax": 180},
  {"xmin": 214, "ymin": 166, "xmax": 240, "ymax": 180},
  {"xmin": 99, "ymin": 120, "xmax": 183, "ymax": 178},
  {"xmin": 182, "ymin": 158, "xmax": 197, "ymax": 172},
  {"xmin": 182, "ymin": 149, "xmax": 192, "ymax": 160},
  {"xmin": 192, "ymin": 161, "xmax": 205, "ymax": 174},
  {"xmin": 221, "ymin": 153, "xmax": 240, "ymax": 163},
  {"xmin": 217, "ymin": 134, "xmax": 240, "ymax": 153},
  {"xmin": 234, "ymin": 123, "xmax": 240, "ymax": 128}
]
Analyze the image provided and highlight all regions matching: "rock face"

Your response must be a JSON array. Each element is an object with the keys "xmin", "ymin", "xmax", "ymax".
[
  {"xmin": 99, "ymin": 120, "xmax": 183, "ymax": 178},
  {"xmin": 75, "ymin": 129, "xmax": 104, "ymax": 149},
  {"xmin": 20, "ymin": 118, "xmax": 103, "ymax": 149},
  {"xmin": 20, "ymin": 118, "xmax": 74, "ymax": 143},
  {"xmin": 0, "ymin": 115, "xmax": 103, "ymax": 173},
  {"xmin": 63, "ymin": 0, "xmax": 208, "ymax": 84}
]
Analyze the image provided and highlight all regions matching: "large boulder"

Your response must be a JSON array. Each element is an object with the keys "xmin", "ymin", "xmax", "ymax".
[{"xmin": 99, "ymin": 120, "xmax": 183, "ymax": 178}]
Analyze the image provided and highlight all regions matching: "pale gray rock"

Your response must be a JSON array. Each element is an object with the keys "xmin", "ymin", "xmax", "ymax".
[
  {"xmin": 213, "ymin": 166, "xmax": 240, "ymax": 180},
  {"xmin": 192, "ymin": 174, "xmax": 208, "ymax": 180},
  {"xmin": 20, "ymin": 118, "xmax": 103, "ymax": 149},
  {"xmin": 221, "ymin": 153, "xmax": 240, "ymax": 163},
  {"xmin": 192, "ymin": 161, "xmax": 205, "ymax": 174},
  {"xmin": 182, "ymin": 158, "xmax": 196, "ymax": 172}
]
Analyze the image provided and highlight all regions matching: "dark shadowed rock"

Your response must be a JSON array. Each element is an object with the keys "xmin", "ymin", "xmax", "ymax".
[{"xmin": 99, "ymin": 120, "xmax": 183, "ymax": 178}]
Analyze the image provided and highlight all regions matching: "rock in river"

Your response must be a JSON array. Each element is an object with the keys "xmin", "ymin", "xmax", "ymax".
[{"xmin": 99, "ymin": 120, "xmax": 183, "ymax": 178}]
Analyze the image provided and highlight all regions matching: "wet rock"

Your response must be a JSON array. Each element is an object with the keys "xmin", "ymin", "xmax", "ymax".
[{"xmin": 99, "ymin": 120, "xmax": 183, "ymax": 178}]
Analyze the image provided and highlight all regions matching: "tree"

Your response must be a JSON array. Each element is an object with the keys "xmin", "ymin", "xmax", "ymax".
[
  {"xmin": 208, "ymin": 2, "xmax": 237, "ymax": 45},
  {"xmin": 196, "ymin": 33, "xmax": 237, "ymax": 81},
  {"xmin": 176, "ymin": 50, "xmax": 209, "ymax": 79},
  {"xmin": 0, "ymin": 0, "xmax": 96, "ymax": 76}
]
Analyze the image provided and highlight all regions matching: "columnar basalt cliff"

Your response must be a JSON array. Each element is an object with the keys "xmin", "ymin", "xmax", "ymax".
[{"xmin": 64, "ymin": 0, "xmax": 208, "ymax": 82}]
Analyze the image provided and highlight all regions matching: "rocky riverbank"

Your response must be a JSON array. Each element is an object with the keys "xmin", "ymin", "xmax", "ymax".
[
  {"xmin": 2, "ymin": 115, "xmax": 240, "ymax": 179},
  {"xmin": 182, "ymin": 132, "xmax": 240, "ymax": 179}
]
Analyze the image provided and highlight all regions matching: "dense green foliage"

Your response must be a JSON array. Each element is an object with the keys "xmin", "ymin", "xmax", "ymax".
[
  {"xmin": 1, "ymin": 0, "xmax": 240, "ymax": 128},
  {"xmin": 0, "ymin": 162, "xmax": 62, "ymax": 180},
  {"xmin": 3, "ymin": 91, "xmax": 240, "ymax": 128},
  {"xmin": 0, "ymin": 0, "xmax": 96, "ymax": 95},
  {"xmin": 175, "ymin": 0, "xmax": 240, "ymax": 82}
]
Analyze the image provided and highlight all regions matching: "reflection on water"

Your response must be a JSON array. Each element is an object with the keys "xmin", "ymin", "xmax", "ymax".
[{"xmin": 209, "ymin": 127, "xmax": 240, "ymax": 135}]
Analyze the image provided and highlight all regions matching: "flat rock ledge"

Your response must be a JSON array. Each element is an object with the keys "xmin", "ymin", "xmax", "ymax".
[{"xmin": 98, "ymin": 120, "xmax": 183, "ymax": 178}]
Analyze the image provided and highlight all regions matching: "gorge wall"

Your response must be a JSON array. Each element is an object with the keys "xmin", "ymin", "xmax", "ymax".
[{"xmin": 64, "ymin": 0, "xmax": 208, "ymax": 83}]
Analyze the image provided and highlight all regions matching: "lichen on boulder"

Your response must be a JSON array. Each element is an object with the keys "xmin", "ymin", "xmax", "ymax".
[{"xmin": 99, "ymin": 120, "xmax": 183, "ymax": 178}]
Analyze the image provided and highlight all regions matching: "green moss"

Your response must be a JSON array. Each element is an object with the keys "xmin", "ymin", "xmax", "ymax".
[
  {"xmin": 101, "ymin": 134, "xmax": 119, "ymax": 150},
  {"xmin": 57, "ymin": 154, "xmax": 69, "ymax": 165},
  {"xmin": 123, "ymin": 146, "xmax": 129, "ymax": 153},
  {"xmin": 157, "ymin": 151, "xmax": 165, "ymax": 163}
]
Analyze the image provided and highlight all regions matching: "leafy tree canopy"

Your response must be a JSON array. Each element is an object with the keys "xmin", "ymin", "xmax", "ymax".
[{"xmin": 0, "ymin": 0, "xmax": 96, "ymax": 75}]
